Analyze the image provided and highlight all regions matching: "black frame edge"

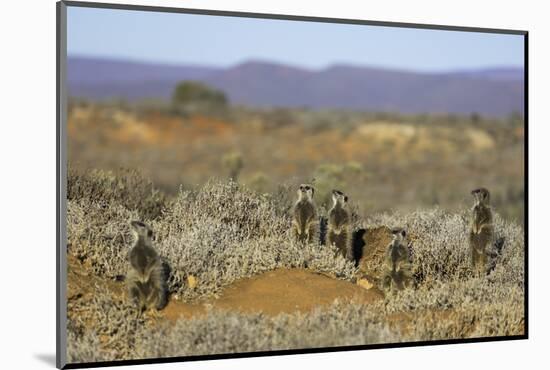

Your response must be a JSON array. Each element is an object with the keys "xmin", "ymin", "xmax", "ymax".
[{"xmin": 62, "ymin": 0, "xmax": 527, "ymax": 35}]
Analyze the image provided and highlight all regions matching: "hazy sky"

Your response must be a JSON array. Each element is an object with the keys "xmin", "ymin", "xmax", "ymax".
[{"xmin": 67, "ymin": 6, "xmax": 524, "ymax": 72}]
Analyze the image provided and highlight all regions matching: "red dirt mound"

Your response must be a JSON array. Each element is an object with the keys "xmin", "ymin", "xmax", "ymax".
[{"xmin": 164, "ymin": 268, "xmax": 383, "ymax": 320}]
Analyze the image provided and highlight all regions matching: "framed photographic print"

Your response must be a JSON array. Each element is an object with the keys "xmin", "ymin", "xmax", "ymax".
[{"xmin": 56, "ymin": 1, "xmax": 527, "ymax": 368}]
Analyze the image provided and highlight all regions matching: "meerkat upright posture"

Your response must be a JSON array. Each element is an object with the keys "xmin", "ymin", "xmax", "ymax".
[
  {"xmin": 382, "ymin": 228, "xmax": 413, "ymax": 291},
  {"xmin": 469, "ymin": 188, "xmax": 494, "ymax": 276},
  {"xmin": 292, "ymin": 184, "xmax": 318, "ymax": 244},
  {"xmin": 127, "ymin": 221, "xmax": 166, "ymax": 312},
  {"xmin": 327, "ymin": 190, "xmax": 352, "ymax": 259}
]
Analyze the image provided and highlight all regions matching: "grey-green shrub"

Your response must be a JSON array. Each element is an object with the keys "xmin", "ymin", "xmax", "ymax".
[{"xmin": 68, "ymin": 297, "xmax": 397, "ymax": 363}]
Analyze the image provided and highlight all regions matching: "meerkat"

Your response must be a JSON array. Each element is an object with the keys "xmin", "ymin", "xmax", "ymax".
[
  {"xmin": 126, "ymin": 221, "xmax": 166, "ymax": 312},
  {"xmin": 326, "ymin": 189, "xmax": 352, "ymax": 259},
  {"xmin": 381, "ymin": 228, "xmax": 413, "ymax": 291},
  {"xmin": 469, "ymin": 188, "xmax": 494, "ymax": 276},
  {"xmin": 292, "ymin": 184, "xmax": 319, "ymax": 244}
]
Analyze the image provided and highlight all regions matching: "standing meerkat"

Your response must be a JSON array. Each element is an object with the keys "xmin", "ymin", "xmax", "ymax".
[
  {"xmin": 381, "ymin": 228, "xmax": 413, "ymax": 291},
  {"xmin": 469, "ymin": 188, "xmax": 494, "ymax": 276},
  {"xmin": 126, "ymin": 221, "xmax": 166, "ymax": 312},
  {"xmin": 327, "ymin": 189, "xmax": 352, "ymax": 259},
  {"xmin": 292, "ymin": 184, "xmax": 319, "ymax": 244}
]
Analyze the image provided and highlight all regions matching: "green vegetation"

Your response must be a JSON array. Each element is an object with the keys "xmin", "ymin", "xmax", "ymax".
[{"xmin": 171, "ymin": 81, "xmax": 227, "ymax": 114}]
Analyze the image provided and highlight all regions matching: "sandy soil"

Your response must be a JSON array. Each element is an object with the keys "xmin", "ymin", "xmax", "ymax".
[
  {"xmin": 68, "ymin": 253, "xmax": 384, "ymax": 325},
  {"xmin": 68, "ymin": 254, "xmax": 124, "ymax": 302},
  {"xmin": 67, "ymin": 227, "xmax": 393, "ymax": 327},
  {"xmin": 68, "ymin": 255, "xmax": 481, "ymax": 339},
  {"xmin": 164, "ymin": 268, "xmax": 383, "ymax": 320}
]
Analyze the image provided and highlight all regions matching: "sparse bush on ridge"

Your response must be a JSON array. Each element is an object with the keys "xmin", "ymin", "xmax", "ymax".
[
  {"xmin": 66, "ymin": 168, "xmax": 525, "ymax": 363},
  {"xmin": 171, "ymin": 81, "xmax": 228, "ymax": 115}
]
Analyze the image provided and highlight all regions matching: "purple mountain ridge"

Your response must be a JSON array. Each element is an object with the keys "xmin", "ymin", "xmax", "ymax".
[{"xmin": 68, "ymin": 56, "xmax": 524, "ymax": 117}]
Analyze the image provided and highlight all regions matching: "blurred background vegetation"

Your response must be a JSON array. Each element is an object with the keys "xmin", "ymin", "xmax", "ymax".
[{"xmin": 68, "ymin": 81, "xmax": 525, "ymax": 225}]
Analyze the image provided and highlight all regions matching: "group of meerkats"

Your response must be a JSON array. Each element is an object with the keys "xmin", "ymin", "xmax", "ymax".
[
  {"xmin": 293, "ymin": 184, "xmax": 500, "ymax": 292},
  {"xmin": 125, "ymin": 184, "xmax": 499, "ymax": 312}
]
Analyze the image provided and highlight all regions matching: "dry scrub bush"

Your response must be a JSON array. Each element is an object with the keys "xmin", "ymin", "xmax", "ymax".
[
  {"xmin": 153, "ymin": 180, "xmax": 357, "ymax": 300},
  {"xmin": 135, "ymin": 302, "xmax": 396, "ymax": 359},
  {"xmin": 67, "ymin": 287, "xmax": 144, "ymax": 363},
  {"xmin": 67, "ymin": 175, "xmax": 357, "ymax": 299},
  {"xmin": 68, "ymin": 167, "xmax": 167, "ymax": 220},
  {"xmin": 66, "ymin": 170, "xmax": 524, "ymax": 363},
  {"xmin": 361, "ymin": 207, "xmax": 524, "ymax": 340},
  {"xmin": 68, "ymin": 289, "xmax": 523, "ymax": 363},
  {"xmin": 67, "ymin": 199, "xmax": 138, "ymax": 276},
  {"xmin": 68, "ymin": 298, "xmax": 396, "ymax": 363},
  {"xmin": 365, "ymin": 208, "xmax": 524, "ymax": 286},
  {"xmin": 403, "ymin": 302, "xmax": 523, "ymax": 340}
]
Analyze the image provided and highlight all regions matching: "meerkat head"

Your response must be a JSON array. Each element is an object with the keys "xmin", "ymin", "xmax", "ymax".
[
  {"xmin": 471, "ymin": 188, "xmax": 490, "ymax": 206},
  {"xmin": 391, "ymin": 227, "xmax": 407, "ymax": 243},
  {"xmin": 130, "ymin": 220, "xmax": 153, "ymax": 241},
  {"xmin": 331, "ymin": 189, "xmax": 348, "ymax": 207},
  {"xmin": 297, "ymin": 184, "xmax": 315, "ymax": 201}
]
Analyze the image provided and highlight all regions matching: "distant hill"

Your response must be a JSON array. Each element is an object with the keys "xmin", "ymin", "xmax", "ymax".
[
  {"xmin": 68, "ymin": 56, "xmax": 524, "ymax": 117},
  {"xmin": 445, "ymin": 67, "xmax": 524, "ymax": 81}
]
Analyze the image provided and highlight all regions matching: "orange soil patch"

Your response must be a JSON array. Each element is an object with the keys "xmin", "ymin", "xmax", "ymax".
[
  {"xmin": 164, "ymin": 268, "xmax": 383, "ymax": 321},
  {"xmin": 68, "ymin": 253, "xmax": 383, "ymax": 324},
  {"xmin": 67, "ymin": 254, "xmax": 124, "ymax": 302},
  {"xmin": 162, "ymin": 301, "xmax": 206, "ymax": 321},
  {"xmin": 68, "ymin": 248, "xmax": 513, "ymax": 339}
]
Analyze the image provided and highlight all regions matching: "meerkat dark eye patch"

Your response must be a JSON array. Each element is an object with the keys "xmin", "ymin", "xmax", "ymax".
[{"xmin": 401, "ymin": 230, "xmax": 406, "ymax": 237}]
